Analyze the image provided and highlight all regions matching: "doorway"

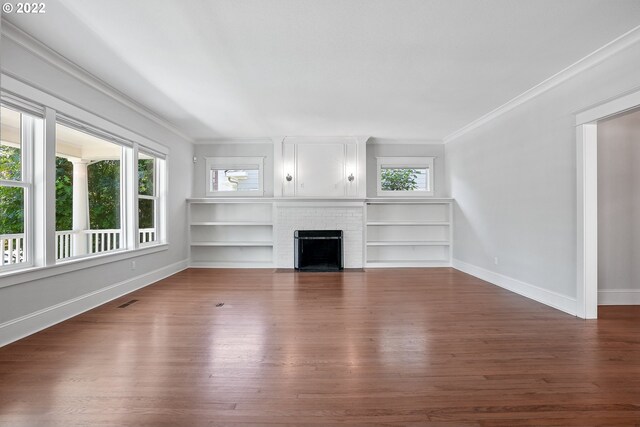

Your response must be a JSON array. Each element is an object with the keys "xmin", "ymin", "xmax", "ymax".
[{"xmin": 576, "ymin": 89, "xmax": 640, "ymax": 319}]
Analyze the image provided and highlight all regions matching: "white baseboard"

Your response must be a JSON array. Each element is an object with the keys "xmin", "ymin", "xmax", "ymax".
[
  {"xmin": 598, "ymin": 289, "xmax": 640, "ymax": 305},
  {"xmin": 452, "ymin": 259, "xmax": 577, "ymax": 316},
  {"xmin": 0, "ymin": 259, "xmax": 189, "ymax": 347}
]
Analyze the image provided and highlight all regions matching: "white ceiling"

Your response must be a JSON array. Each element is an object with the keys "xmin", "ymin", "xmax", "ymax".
[{"xmin": 5, "ymin": 0, "xmax": 640, "ymax": 141}]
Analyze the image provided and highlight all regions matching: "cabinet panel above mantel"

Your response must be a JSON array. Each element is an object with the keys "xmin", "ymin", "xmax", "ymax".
[{"xmin": 274, "ymin": 136, "xmax": 368, "ymax": 198}]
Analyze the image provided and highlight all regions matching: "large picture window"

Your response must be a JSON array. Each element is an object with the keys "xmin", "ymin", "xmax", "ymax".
[
  {"xmin": 55, "ymin": 123, "xmax": 124, "ymax": 260},
  {"xmin": 1, "ymin": 92, "xmax": 168, "ymax": 276},
  {"xmin": 0, "ymin": 105, "xmax": 42, "ymax": 269}
]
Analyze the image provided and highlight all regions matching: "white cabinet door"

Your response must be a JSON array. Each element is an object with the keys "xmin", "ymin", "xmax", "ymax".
[{"xmin": 296, "ymin": 143, "xmax": 345, "ymax": 197}]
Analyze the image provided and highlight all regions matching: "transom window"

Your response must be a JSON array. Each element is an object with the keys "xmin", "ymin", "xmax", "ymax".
[
  {"xmin": 205, "ymin": 157, "xmax": 264, "ymax": 196},
  {"xmin": 377, "ymin": 157, "xmax": 435, "ymax": 197}
]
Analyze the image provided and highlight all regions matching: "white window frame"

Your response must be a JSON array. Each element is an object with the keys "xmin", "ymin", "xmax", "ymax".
[
  {"xmin": 54, "ymin": 118, "xmax": 130, "ymax": 261},
  {"xmin": 0, "ymin": 84, "xmax": 169, "ymax": 283},
  {"xmin": 0, "ymin": 104, "xmax": 39, "ymax": 272},
  {"xmin": 376, "ymin": 156, "xmax": 435, "ymax": 197},
  {"xmin": 205, "ymin": 156, "xmax": 264, "ymax": 197},
  {"xmin": 137, "ymin": 149, "xmax": 164, "ymax": 247}
]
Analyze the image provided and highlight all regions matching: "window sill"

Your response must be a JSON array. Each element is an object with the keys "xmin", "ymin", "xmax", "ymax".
[
  {"xmin": 376, "ymin": 192, "xmax": 435, "ymax": 197},
  {"xmin": 0, "ymin": 243, "xmax": 168, "ymax": 289}
]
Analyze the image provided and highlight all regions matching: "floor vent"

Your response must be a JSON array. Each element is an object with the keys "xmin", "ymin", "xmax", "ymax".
[
  {"xmin": 215, "ymin": 303, "xmax": 225, "ymax": 307},
  {"xmin": 118, "ymin": 299, "xmax": 139, "ymax": 308}
]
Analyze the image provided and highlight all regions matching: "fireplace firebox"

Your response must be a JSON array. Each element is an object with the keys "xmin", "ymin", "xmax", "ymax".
[{"xmin": 294, "ymin": 230, "xmax": 343, "ymax": 271}]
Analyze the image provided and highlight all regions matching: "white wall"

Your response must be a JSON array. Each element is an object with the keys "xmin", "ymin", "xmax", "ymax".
[
  {"xmin": 367, "ymin": 140, "xmax": 447, "ymax": 197},
  {"xmin": 446, "ymin": 39, "xmax": 640, "ymax": 313},
  {"xmin": 0, "ymin": 36, "xmax": 193, "ymax": 343},
  {"xmin": 597, "ymin": 108, "xmax": 640, "ymax": 303},
  {"xmin": 193, "ymin": 142, "xmax": 273, "ymax": 197}
]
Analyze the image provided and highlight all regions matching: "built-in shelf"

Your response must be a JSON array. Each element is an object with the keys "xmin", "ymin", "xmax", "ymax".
[
  {"xmin": 187, "ymin": 197, "xmax": 454, "ymax": 269},
  {"xmin": 366, "ymin": 241, "xmax": 449, "ymax": 246},
  {"xmin": 188, "ymin": 200, "xmax": 275, "ymax": 268},
  {"xmin": 365, "ymin": 200, "xmax": 452, "ymax": 267},
  {"xmin": 191, "ymin": 241, "xmax": 273, "ymax": 247}
]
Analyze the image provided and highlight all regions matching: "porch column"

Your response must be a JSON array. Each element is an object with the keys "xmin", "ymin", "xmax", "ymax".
[{"xmin": 71, "ymin": 160, "xmax": 90, "ymax": 256}]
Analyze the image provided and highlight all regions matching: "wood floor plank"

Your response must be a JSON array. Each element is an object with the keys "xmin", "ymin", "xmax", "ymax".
[{"xmin": 1, "ymin": 268, "xmax": 639, "ymax": 426}]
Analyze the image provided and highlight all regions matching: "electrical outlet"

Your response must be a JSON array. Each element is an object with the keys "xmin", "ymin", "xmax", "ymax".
[
  {"xmin": 494, "ymin": 257, "xmax": 499, "ymax": 265},
  {"xmin": 131, "ymin": 260, "xmax": 136, "ymax": 270}
]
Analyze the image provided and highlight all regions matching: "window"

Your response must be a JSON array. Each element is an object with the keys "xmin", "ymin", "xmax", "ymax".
[
  {"xmin": 377, "ymin": 157, "xmax": 435, "ymax": 197},
  {"xmin": 1, "ymin": 91, "xmax": 169, "ymax": 277},
  {"xmin": 205, "ymin": 157, "xmax": 264, "ymax": 196},
  {"xmin": 55, "ymin": 123, "xmax": 125, "ymax": 260},
  {"xmin": 0, "ymin": 105, "xmax": 42, "ymax": 269},
  {"xmin": 138, "ymin": 152, "xmax": 160, "ymax": 245}
]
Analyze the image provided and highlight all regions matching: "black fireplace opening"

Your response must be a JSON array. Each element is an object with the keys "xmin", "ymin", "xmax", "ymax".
[{"xmin": 294, "ymin": 230, "xmax": 343, "ymax": 272}]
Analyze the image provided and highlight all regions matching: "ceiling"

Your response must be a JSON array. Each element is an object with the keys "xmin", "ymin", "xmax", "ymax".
[{"xmin": 5, "ymin": 0, "xmax": 640, "ymax": 141}]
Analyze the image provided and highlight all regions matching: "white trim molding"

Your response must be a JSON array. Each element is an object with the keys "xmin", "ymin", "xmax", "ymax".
[
  {"xmin": 444, "ymin": 24, "xmax": 640, "ymax": 144},
  {"xmin": 576, "ymin": 124, "xmax": 599, "ymax": 319},
  {"xmin": 575, "ymin": 87, "xmax": 640, "ymax": 319},
  {"xmin": 452, "ymin": 259, "xmax": 577, "ymax": 316},
  {"xmin": 0, "ymin": 259, "xmax": 189, "ymax": 347},
  {"xmin": 0, "ymin": 21, "xmax": 193, "ymax": 143},
  {"xmin": 598, "ymin": 289, "xmax": 640, "ymax": 305}
]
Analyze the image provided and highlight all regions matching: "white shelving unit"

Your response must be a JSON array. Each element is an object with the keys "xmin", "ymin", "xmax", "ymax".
[
  {"xmin": 365, "ymin": 199, "xmax": 452, "ymax": 268},
  {"xmin": 188, "ymin": 198, "xmax": 274, "ymax": 268}
]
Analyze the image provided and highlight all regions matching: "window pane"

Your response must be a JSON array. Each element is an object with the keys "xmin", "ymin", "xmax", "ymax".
[
  {"xmin": 381, "ymin": 168, "xmax": 428, "ymax": 191},
  {"xmin": 0, "ymin": 106, "xmax": 22, "ymax": 181},
  {"xmin": 138, "ymin": 156, "xmax": 155, "ymax": 196},
  {"xmin": 56, "ymin": 156, "xmax": 73, "ymax": 231},
  {"xmin": 88, "ymin": 160, "xmax": 121, "ymax": 230},
  {"xmin": 210, "ymin": 169, "xmax": 259, "ymax": 192},
  {"xmin": 138, "ymin": 198, "xmax": 155, "ymax": 243},
  {"xmin": 0, "ymin": 186, "xmax": 26, "ymax": 265},
  {"xmin": 56, "ymin": 124, "xmax": 123, "ymax": 259}
]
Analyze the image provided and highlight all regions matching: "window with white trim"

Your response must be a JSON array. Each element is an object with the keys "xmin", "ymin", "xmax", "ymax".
[
  {"xmin": 0, "ymin": 105, "xmax": 42, "ymax": 270},
  {"xmin": 377, "ymin": 157, "xmax": 435, "ymax": 197},
  {"xmin": 0, "ymin": 92, "xmax": 168, "ymax": 275},
  {"xmin": 138, "ymin": 152, "xmax": 160, "ymax": 245},
  {"xmin": 55, "ymin": 122, "xmax": 126, "ymax": 260},
  {"xmin": 205, "ymin": 156, "xmax": 264, "ymax": 196}
]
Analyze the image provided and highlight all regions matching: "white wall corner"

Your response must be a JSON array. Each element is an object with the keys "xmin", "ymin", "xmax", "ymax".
[
  {"xmin": 452, "ymin": 259, "xmax": 577, "ymax": 316},
  {"xmin": 0, "ymin": 259, "xmax": 189, "ymax": 347}
]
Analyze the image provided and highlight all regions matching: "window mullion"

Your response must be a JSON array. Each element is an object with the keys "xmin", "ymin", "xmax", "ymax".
[{"xmin": 123, "ymin": 144, "xmax": 138, "ymax": 251}]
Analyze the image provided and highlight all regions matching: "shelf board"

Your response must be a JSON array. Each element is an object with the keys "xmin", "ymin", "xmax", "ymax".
[
  {"xmin": 366, "ymin": 221, "xmax": 449, "ymax": 226},
  {"xmin": 366, "ymin": 241, "xmax": 449, "ymax": 246},
  {"xmin": 190, "ymin": 261, "xmax": 274, "ymax": 268},
  {"xmin": 191, "ymin": 241, "xmax": 274, "ymax": 247},
  {"xmin": 366, "ymin": 260, "xmax": 450, "ymax": 268},
  {"xmin": 190, "ymin": 221, "xmax": 273, "ymax": 226}
]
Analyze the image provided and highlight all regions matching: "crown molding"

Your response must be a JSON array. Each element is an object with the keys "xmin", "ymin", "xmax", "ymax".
[
  {"xmin": 443, "ymin": 24, "xmax": 640, "ymax": 144},
  {"xmin": 193, "ymin": 138, "xmax": 274, "ymax": 145},
  {"xmin": 0, "ymin": 20, "xmax": 193, "ymax": 143},
  {"xmin": 367, "ymin": 138, "xmax": 443, "ymax": 145}
]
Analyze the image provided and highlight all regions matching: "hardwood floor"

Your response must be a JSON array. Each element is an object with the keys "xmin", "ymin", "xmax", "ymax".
[{"xmin": 1, "ymin": 268, "xmax": 639, "ymax": 426}]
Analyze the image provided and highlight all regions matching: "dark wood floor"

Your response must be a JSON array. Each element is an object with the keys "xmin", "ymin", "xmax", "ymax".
[{"xmin": 1, "ymin": 268, "xmax": 639, "ymax": 426}]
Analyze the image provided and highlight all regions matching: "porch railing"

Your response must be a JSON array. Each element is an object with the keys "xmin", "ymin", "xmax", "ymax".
[
  {"xmin": 1, "ymin": 234, "xmax": 25, "ymax": 266},
  {"xmin": 0, "ymin": 229, "xmax": 157, "ymax": 264}
]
